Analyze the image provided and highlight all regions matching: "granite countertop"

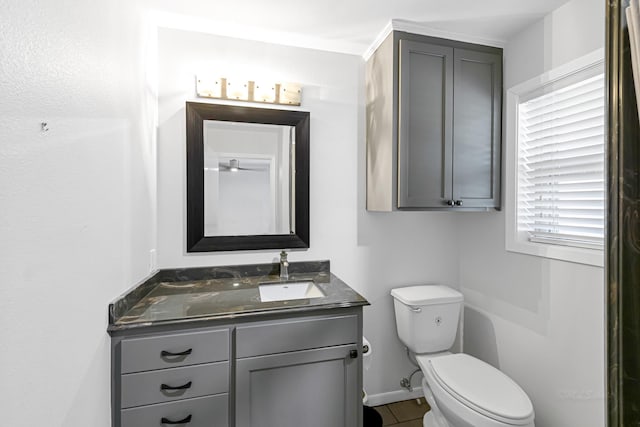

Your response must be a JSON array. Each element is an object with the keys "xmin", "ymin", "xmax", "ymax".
[{"xmin": 108, "ymin": 260, "xmax": 368, "ymax": 332}]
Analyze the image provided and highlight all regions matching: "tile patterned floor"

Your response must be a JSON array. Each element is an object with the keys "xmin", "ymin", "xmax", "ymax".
[{"xmin": 373, "ymin": 398, "xmax": 430, "ymax": 426}]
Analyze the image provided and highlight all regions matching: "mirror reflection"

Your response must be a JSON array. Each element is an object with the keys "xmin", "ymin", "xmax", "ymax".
[{"xmin": 203, "ymin": 120, "xmax": 296, "ymax": 236}]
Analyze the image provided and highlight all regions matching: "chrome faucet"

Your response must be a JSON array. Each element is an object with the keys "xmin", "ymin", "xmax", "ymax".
[{"xmin": 279, "ymin": 251, "xmax": 289, "ymax": 280}]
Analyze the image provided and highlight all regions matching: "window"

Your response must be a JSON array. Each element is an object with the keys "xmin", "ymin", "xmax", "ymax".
[{"xmin": 505, "ymin": 50, "xmax": 605, "ymax": 267}]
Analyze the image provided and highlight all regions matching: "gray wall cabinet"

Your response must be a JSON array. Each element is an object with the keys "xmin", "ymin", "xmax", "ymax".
[
  {"xmin": 367, "ymin": 31, "xmax": 503, "ymax": 211},
  {"xmin": 110, "ymin": 308, "xmax": 363, "ymax": 427}
]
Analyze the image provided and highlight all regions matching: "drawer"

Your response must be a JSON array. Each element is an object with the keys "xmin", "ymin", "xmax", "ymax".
[
  {"xmin": 121, "ymin": 328, "xmax": 229, "ymax": 373},
  {"xmin": 121, "ymin": 361, "xmax": 229, "ymax": 408},
  {"xmin": 236, "ymin": 315, "xmax": 357, "ymax": 358},
  {"xmin": 121, "ymin": 394, "xmax": 228, "ymax": 427}
]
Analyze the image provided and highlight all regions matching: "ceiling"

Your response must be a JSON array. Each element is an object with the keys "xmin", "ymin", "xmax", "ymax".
[{"xmin": 143, "ymin": 0, "xmax": 573, "ymax": 56}]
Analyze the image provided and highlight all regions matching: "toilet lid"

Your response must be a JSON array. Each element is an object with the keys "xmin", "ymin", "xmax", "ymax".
[
  {"xmin": 391, "ymin": 285, "xmax": 463, "ymax": 306},
  {"xmin": 429, "ymin": 354, "xmax": 534, "ymax": 423}
]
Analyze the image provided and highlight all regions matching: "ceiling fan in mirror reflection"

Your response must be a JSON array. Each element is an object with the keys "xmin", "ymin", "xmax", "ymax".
[
  {"xmin": 196, "ymin": 76, "xmax": 302, "ymax": 106},
  {"xmin": 215, "ymin": 158, "xmax": 270, "ymax": 173}
]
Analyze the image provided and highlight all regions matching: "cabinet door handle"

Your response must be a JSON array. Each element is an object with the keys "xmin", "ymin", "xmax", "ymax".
[
  {"xmin": 161, "ymin": 348, "xmax": 193, "ymax": 357},
  {"xmin": 454, "ymin": 200, "xmax": 463, "ymax": 206},
  {"xmin": 161, "ymin": 414, "xmax": 192, "ymax": 424},
  {"xmin": 161, "ymin": 381, "xmax": 192, "ymax": 391}
]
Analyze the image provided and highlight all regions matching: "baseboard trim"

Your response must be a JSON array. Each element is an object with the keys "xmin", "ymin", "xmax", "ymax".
[{"xmin": 365, "ymin": 386, "xmax": 424, "ymax": 407}]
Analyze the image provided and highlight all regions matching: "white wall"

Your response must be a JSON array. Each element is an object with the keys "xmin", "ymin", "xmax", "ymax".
[
  {"xmin": 156, "ymin": 27, "xmax": 461, "ymax": 401},
  {"xmin": 0, "ymin": 1, "xmax": 156, "ymax": 426},
  {"xmin": 457, "ymin": 0, "xmax": 605, "ymax": 426}
]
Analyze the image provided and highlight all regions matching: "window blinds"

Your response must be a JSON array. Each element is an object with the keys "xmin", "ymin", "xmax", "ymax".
[{"xmin": 517, "ymin": 67, "xmax": 605, "ymax": 250}]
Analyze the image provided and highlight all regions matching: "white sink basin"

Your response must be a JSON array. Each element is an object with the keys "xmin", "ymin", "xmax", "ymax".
[{"xmin": 258, "ymin": 281, "xmax": 325, "ymax": 302}]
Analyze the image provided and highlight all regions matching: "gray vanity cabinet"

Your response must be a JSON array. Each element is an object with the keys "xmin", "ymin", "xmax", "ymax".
[
  {"xmin": 235, "ymin": 314, "xmax": 360, "ymax": 427},
  {"xmin": 111, "ymin": 309, "xmax": 363, "ymax": 427},
  {"xmin": 367, "ymin": 31, "xmax": 502, "ymax": 211},
  {"xmin": 236, "ymin": 346, "xmax": 358, "ymax": 427},
  {"xmin": 113, "ymin": 328, "xmax": 231, "ymax": 427}
]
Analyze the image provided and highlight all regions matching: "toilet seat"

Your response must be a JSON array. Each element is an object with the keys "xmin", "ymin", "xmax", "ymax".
[{"xmin": 426, "ymin": 354, "xmax": 534, "ymax": 425}]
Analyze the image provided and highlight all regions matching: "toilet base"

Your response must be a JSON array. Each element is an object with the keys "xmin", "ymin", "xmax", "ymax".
[
  {"xmin": 424, "ymin": 411, "xmax": 448, "ymax": 427},
  {"xmin": 421, "ymin": 378, "xmax": 450, "ymax": 427}
]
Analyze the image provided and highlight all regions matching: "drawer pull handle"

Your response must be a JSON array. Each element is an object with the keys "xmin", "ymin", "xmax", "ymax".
[
  {"xmin": 161, "ymin": 348, "xmax": 193, "ymax": 357},
  {"xmin": 161, "ymin": 414, "xmax": 192, "ymax": 425},
  {"xmin": 161, "ymin": 381, "xmax": 192, "ymax": 391}
]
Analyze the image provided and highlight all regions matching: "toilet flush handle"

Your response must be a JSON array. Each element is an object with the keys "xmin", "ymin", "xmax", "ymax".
[{"xmin": 410, "ymin": 306, "xmax": 422, "ymax": 313}]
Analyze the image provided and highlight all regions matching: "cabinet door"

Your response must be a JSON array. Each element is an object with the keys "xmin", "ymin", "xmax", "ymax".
[
  {"xmin": 452, "ymin": 48, "xmax": 502, "ymax": 208},
  {"xmin": 236, "ymin": 344, "xmax": 359, "ymax": 427},
  {"xmin": 398, "ymin": 40, "xmax": 454, "ymax": 208}
]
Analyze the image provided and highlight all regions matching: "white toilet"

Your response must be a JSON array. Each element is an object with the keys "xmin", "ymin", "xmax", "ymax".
[{"xmin": 391, "ymin": 285, "xmax": 535, "ymax": 427}]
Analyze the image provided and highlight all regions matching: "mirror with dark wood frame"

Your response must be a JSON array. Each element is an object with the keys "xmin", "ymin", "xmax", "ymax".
[{"xmin": 186, "ymin": 101, "xmax": 310, "ymax": 252}]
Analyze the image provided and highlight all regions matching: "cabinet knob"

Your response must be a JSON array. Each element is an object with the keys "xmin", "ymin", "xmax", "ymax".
[
  {"xmin": 446, "ymin": 200, "xmax": 455, "ymax": 206},
  {"xmin": 350, "ymin": 349, "xmax": 358, "ymax": 359},
  {"xmin": 454, "ymin": 200, "xmax": 463, "ymax": 206}
]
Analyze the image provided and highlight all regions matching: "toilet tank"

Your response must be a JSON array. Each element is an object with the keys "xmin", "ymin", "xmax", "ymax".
[{"xmin": 391, "ymin": 285, "xmax": 463, "ymax": 354}]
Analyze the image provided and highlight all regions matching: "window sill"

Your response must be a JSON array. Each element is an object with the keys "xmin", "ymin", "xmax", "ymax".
[{"xmin": 506, "ymin": 238, "xmax": 604, "ymax": 267}]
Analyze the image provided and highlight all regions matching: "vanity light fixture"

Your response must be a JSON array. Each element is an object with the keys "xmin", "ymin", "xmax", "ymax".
[
  {"xmin": 196, "ymin": 76, "xmax": 302, "ymax": 106},
  {"xmin": 254, "ymin": 81, "xmax": 276, "ymax": 103},
  {"xmin": 196, "ymin": 77, "xmax": 222, "ymax": 98},
  {"xmin": 226, "ymin": 79, "xmax": 249, "ymax": 101}
]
